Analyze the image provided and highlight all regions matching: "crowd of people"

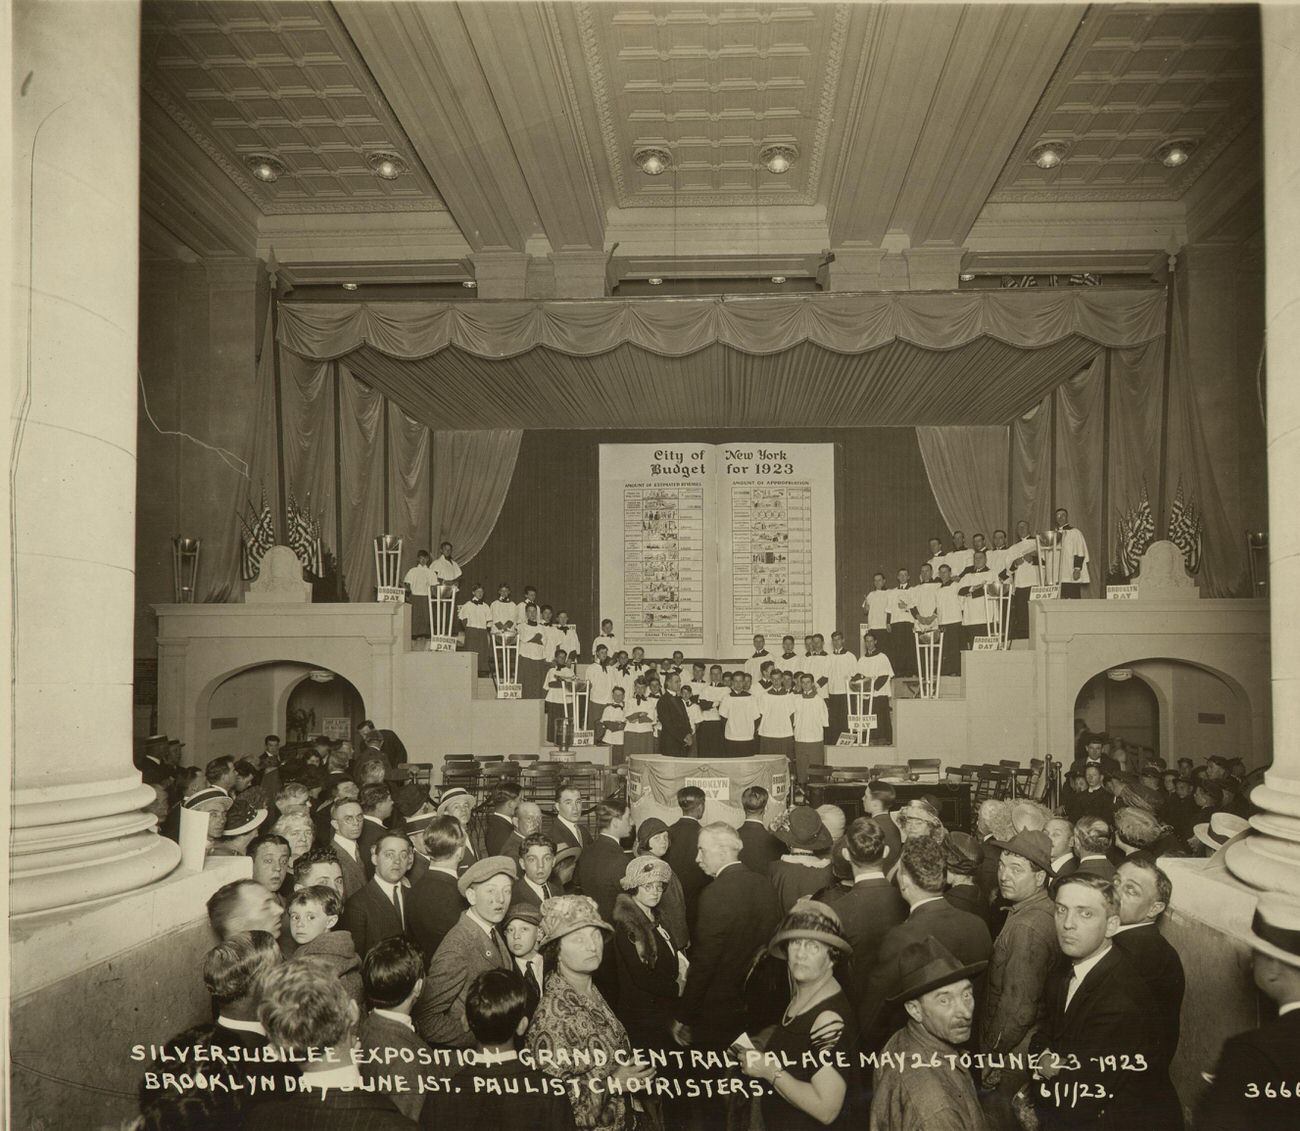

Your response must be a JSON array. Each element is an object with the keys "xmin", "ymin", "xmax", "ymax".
[{"xmin": 133, "ymin": 727, "xmax": 1297, "ymax": 1131}]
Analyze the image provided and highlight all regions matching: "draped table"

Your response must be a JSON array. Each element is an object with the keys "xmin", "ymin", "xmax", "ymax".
[{"xmin": 628, "ymin": 753, "xmax": 791, "ymax": 828}]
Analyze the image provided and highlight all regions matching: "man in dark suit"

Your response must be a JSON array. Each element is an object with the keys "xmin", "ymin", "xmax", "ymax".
[
  {"xmin": 358, "ymin": 782, "xmax": 397, "ymax": 874},
  {"xmin": 737, "ymin": 785, "xmax": 783, "ymax": 874},
  {"xmin": 358, "ymin": 718, "xmax": 408, "ymax": 767},
  {"xmin": 656, "ymin": 674, "xmax": 695, "ymax": 755},
  {"xmin": 1031, "ymin": 871, "xmax": 1179, "ymax": 1130},
  {"xmin": 858, "ymin": 837, "xmax": 993, "ymax": 1052},
  {"xmin": 864, "ymin": 780, "xmax": 904, "ymax": 871},
  {"xmin": 483, "ymin": 782, "xmax": 522, "ymax": 855},
  {"xmin": 834, "ymin": 817, "xmax": 907, "ymax": 1000},
  {"xmin": 358, "ymin": 938, "xmax": 435, "ymax": 1123},
  {"xmin": 329, "ymin": 797, "xmax": 369, "ymax": 900},
  {"xmin": 1057, "ymin": 815, "xmax": 1118, "ymax": 882},
  {"xmin": 573, "ymin": 797, "xmax": 632, "ymax": 921},
  {"xmin": 406, "ymin": 815, "xmax": 468, "ymax": 963},
  {"xmin": 1112, "ymin": 857, "xmax": 1186, "ymax": 1074},
  {"xmin": 513, "ymin": 832, "xmax": 565, "ymax": 908},
  {"xmin": 1197, "ymin": 891, "xmax": 1300, "ymax": 1131},
  {"xmin": 1064, "ymin": 763, "xmax": 1116, "ymax": 824},
  {"xmin": 550, "ymin": 784, "xmax": 588, "ymax": 853},
  {"xmin": 341, "ymin": 832, "xmax": 413, "ymax": 961},
  {"xmin": 250, "ymin": 959, "xmax": 412, "ymax": 1130},
  {"xmin": 673, "ymin": 821, "xmax": 781, "ymax": 1051},
  {"xmin": 666, "ymin": 786, "xmax": 710, "ymax": 930},
  {"xmin": 1069, "ymin": 734, "xmax": 1121, "ymax": 779}
]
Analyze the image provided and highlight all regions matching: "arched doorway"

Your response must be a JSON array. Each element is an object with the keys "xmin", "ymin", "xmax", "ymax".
[
  {"xmin": 1074, "ymin": 669, "xmax": 1161, "ymax": 761},
  {"xmin": 283, "ymin": 670, "xmax": 366, "ymax": 744}
]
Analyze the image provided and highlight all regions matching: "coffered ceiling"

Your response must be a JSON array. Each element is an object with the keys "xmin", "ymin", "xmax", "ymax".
[{"xmin": 139, "ymin": 1, "xmax": 1264, "ymax": 283}]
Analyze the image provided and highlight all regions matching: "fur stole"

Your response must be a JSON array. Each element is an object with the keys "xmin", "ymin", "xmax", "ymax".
[{"xmin": 612, "ymin": 892, "xmax": 660, "ymax": 967}]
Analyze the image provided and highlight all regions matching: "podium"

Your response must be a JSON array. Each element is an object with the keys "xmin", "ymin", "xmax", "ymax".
[
  {"xmin": 914, "ymin": 627, "xmax": 943, "ymax": 698},
  {"xmin": 492, "ymin": 630, "xmax": 522, "ymax": 699},
  {"xmin": 427, "ymin": 583, "xmax": 458, "ymax": 653}
]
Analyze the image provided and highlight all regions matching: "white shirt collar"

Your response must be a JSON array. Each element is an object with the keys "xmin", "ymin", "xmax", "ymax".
[
  {"xmin": 909, "ymin": 895, "xmax": 946, "ymax": 915},
  {"xmin": 333, "ymin": 835, "xmax": 359, "ymax": 861},
  {"xmin": 217, "ymin": 1015, "xmax": 265, "ymax": 1035},
  {"xmin": 853, "ymin": 869, "xmax": 886, "ymax": 884},
  {"xmin": 300, "ymin": 1062, "xmax": 365, "ymax": 1090},
  {"xmin": 1069, "ymin": 942, "xmax": 1113, "ymax": 991},
  {"xmin": 374, "ymin": 876, "xmax": 403, "ymax": 901},
  {"xmin": 466, "ymin": 908, "xmax": 497, "ymax": 937},
  {"xmin": 558, "ymin": 815, "xmax": 581, "ymax": 835},
  {"xmin": 371, "ymin": 1008, "xmax": 414, "ymax": 1031},
  {"xmin": 1052, "ymin": 853, "xmax": 1073, "ymax": 871}
]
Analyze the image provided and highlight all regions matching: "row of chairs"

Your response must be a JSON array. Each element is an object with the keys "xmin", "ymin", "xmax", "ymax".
[
  {"xmin": 441, "ymin": 754, "xmax": 616, "ymax": 839},
  {"xmin": 806, "ymin": 758, "xmax": 1046, "ymax": 803},
  {"xmin": 807, "ymin": 758, "xmax": 942, "ymax": 786}
]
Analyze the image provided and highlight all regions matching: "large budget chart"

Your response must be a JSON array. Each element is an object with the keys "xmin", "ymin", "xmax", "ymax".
[{"xmin": 599, "ymin": 444, "xmax": 836, "ymax": 657}]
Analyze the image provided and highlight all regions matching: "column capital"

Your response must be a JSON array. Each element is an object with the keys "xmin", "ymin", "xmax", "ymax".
[
  {"xmin": 903, "ymin": 247, "xmax": 965, "ymax": 291},
  {"xmin": 550, "ymin": 250, "xmax": 611, "ymax": 299},
  {"xmin": 471, "ymin": 251, "xmax": 531, "ymax": 299}
]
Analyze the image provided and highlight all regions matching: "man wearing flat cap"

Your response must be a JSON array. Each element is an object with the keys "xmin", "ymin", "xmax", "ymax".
[
  {"xmin": 1196, "ymin": 893, "xmax": 1300, "ymax": 1131},
  {"xmin": 414, "ymin": 855, "xmax": 517, "ymax": 1047},
  {"xmin": 980, "ymin": 830, "xmax": 1059, "ymax": 1103},
  {"xmin": 869, "ymin": 937, "xmax": 989, "ymax": 1131}
]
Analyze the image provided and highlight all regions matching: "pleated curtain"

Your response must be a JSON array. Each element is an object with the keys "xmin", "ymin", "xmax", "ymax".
[
  {"xmin": 338, "ymin": 366, "xmax": 385, "ymax": 602},
  {"xmin": 915, "ymin": 426, "xmax": 1010, "ymax": 543},
  {"xmin": 280, "ymin": 352, "xmax": 338, "ymax": 572},
  {"xmin": 428, "ymin": 430, "xmax": 523, "ymax": 564}
]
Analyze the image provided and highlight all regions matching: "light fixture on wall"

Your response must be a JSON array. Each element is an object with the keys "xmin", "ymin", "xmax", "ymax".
[
  {"xmin": 1106, "ymin": 668, "xmax": 1134, "ymax": 682},
  {"xmin": 1029, "ymin": 141, "xmax": 1069, "ymax": 169},
  {"xmin": 245, "ymin": 154, "xmax": 286, "ymax": 183},
  {"xmin": 959, "ymin": 271, "xmax": 977, "ymax": 282},
  {"xmin": 367, "ymin": 151, "xmax": 408, "ymax": 180},
  {"xmin": 632, "ymin": 146, "xmax": 672, "ymax": 175},
  {"xmin": 1155, "ymin": 139, "xmax": 1196, "ymax": 168},
  {"xmin": 770, "ymin": 275, "xmax": 787, "ymax": 284},
  {"xmin": 308, "ymin": 670, "xmax": 335, "ymax": 683},
  {"xmin": 648, "ymin": 277, "xmax": 664, "ymax": 286},
  {"xmin": 461, "ymin": 280, "xmax": 477, "ymax": 289},
  {"xmin": 341, "ymin": 282, "xmax": 359, "ymax": 291},
  {"xmin": 759, "ymin": 143, "xmax": 798, "ymax": 174}
]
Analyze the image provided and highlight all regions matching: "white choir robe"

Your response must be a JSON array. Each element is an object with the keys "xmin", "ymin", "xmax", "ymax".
[
  {"xmin": 1058, "ymin": 526, "xmax": 1091, "ymax": 583},
  {"xmin": 743, "ymin": 651, "xmax": 774, "ymax": 684},
  {"xmin": 584, "ymin": 662, "xmax": 619, "ymax": 705},
  {"xmin": 958, "ymin": 569, "xmax": 994, "ymax": 627},
  {"xmin": 862, "ymin": 589, "xmax": 892, "ymax": 632},
  {"xmin": 886, "ymin": 586, "xmax": 916, "ymax": 627},
  {"xmin": 718, "ymin": 693, "xmax": 761, "ymax": 741},
  {"xmin": 854, "ymin": 651, "xmax": 895, "ymax": 700},
  {"xmin": 935, "ymin": 582, "xmax": 964, "ymax": 628},
  {"xmin": 803, "ymin": 652, "xmax": 830, "ymax": 698},
  {"xmin": 431, "ymin": 556, "xmax": 462, "ymax": 583},
  {"xmin": 490, "ymin": 599, "xmax": 519, "ymax": 629},
  {"xmin": 757, "ymin": 691, "xmax": 795, "ymax": 739},
  {"xmin": 791, "ymin": 694, "xmax": 828, "ymax": 743},
  {"xmin": 599, "ymin": 703, "xmax": 625, "ymax": 748},
  {"xmin": 554, "ymin": 623, "xmax": 581, "ymax": 658},
  {"xmin": 459, "ymin": 599, "xmax": 491, "ymax": 630},
  {"xmin": 947, "ymin": 548, "xmax": 974, "ymax": 575},
  {"xmin": 825, "ymin": 651, "xmax": 858, "ymax": 696},
  {"xmin": 591, "ymin": 632, "xmax": 621, "ymax": 659},
  {"xmin": 403, "ymin": 563, "xmax": 436, "ymax": 598}
]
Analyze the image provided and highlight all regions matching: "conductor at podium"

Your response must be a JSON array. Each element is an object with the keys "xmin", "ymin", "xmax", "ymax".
[{"xmin": 657, "ymin": 674, "xmax": 694, "ymax": 756}]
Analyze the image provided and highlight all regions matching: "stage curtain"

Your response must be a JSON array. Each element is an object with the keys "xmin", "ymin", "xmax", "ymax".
[
  {"xmin": 277, "ymin": 288, "xmax": 1165, "ymax": 361},
  {"xmin": 1107, "ymin": 341, "xmax": 1164, "ymax": 560},
  {"xmin": 338, "ymin": 365, "xmax": 385, "ymax": 602},
  {"xmin": 388, "ymin": 406, "xmax": 432, "ymax": 559},
  {"xmin": 915, "ymin": 426, "xmax": 1010, "ymax": 544},
  {"xmin": 280, "ymin": 351, "xmax": 338, "ymax": 567},
  {"xmin": 1054, "ymin": 355, "xmax": 1107, "ymax": 596},
  {"xmin": 1009, "ymin": 396, "xmax": 1053, "ymax": 535},
  {"xmin": 429, "ymin": 430, "xmax": 522, "ymax": 565}
]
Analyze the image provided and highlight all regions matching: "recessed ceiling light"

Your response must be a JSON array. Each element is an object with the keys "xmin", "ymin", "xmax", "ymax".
[
  {"xmin": 1030, "ymin": 141, "xmax": 1069, "ymax": 170},
  {"xmin": 959, "ymin": 272, "xmax": 976, "ymax": 282},
  {"xmin": 461, "ymin": 280, "xmax": 477, "ymax": 289},
  {"xmin": 770, "ymin": 276, "xmax": 787, "ymax": 284},
  {"xmin": 632, "ymin": 147, "xmax": 672, "ymax": 176},
  {"xmin": 245, "ymin": 154, "xmax": 286, "ymax": 183},
  {"xmin": 341, "ymin": 282, "xmax": 359, "ymax": 291},
  {"xmin": 366, "ymin": 152, "xmax": 408, "ymax": 180},
  {"xmin": 648, "ymin": 277, "xmax": 664, "ymax": 286},
  {"xmin": 759, "ymin": 143, "xmax": 799, "ymax": 175},
  {"xmin": 1155, "ymin": 139, "xmax": 1196, "ymax": 168}
]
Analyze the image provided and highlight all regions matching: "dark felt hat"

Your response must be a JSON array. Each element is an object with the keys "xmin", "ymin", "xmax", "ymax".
[{"xmin": 886, "ymin": 936, "xmax": 987, "ymax": 1003}]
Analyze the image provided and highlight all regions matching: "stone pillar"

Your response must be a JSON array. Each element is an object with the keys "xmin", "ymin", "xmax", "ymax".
[
  {"xmin": 11, "ymin": 0, "xmax": 180, "ymax": 915},
  {"xmin": 1226, "ymin": 5, "xmax": 1300, "ymax": 897}
]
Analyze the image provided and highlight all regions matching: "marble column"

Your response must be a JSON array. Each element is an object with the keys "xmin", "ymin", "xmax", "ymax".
[
  {"xmin": 1226, "ymin": 5, "xmax": 1300, "ymax": 897},
  {"xmin": 11, "ymin": 0, "xmax": 180, "ymax": 915}
]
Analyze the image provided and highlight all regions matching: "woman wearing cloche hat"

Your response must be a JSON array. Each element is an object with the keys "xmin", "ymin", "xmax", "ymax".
[
  {"xmin": 526, "ymin": 895, "xmax": 656, "ymax": 1131},
  {"xmin": 737, "ymin": 899, "xmax": 860, "ymax": 1131}
]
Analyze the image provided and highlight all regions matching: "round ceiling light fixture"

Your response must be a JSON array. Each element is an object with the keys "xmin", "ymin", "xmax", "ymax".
[
  {"xmin": 245, "ymin": 154, "xmax": 286, "ymax": 183},
  {"xmin": 647, "ymin": 277, "xmax": 664, "ymax": 286},
  {"xmin": 770, "ymin": 276, "xmax": 787, "ymax": 284},
  {"xmin": 341, "ymin": 282, "xmax": 359, "ymax": 291},
  {"xmin": 633, "ymin": 146, "xmax": 672, "ymax": 176},
  {"xmin": 367, "ymin": 152, "xmax": 408, "ymax": 180},
  {"xmin": 959, "ymin": 271, "xmax": 976, "ymax": 282},
  {"xmin": 1155, "ymin": 139, "xmax": 1196, "ymax": 168},
  {"xmin": 1030, "ymin": 141, "xmax": 1069, "ymax": 170},
  {"xmin": 461, "ymin": 280, "xmax": 478, "ymax": 289},
  {"xmin": 759, "ymin": 143, "xmax": 799, "ymax": 175}
]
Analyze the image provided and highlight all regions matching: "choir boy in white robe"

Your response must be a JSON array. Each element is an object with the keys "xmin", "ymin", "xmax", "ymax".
[
  {"xmin": 851, "ymin": 632, "xmax": 894, "ymax": 745},
  {"xmin": 744, "ymin": 635, "xmax": 772, "ymax": 683},
  {"xmin": 584, "ymin": 645, "xmax": 619, "ymax": 744},
  {"xmin": 925, "ymin": 536, "xmax": 948, "ymax": 578},
  {"xmin": 403, "ymin": 550, "xmax": 436, "ymax": 648},
  {"xmin": 957, "ymin": 551, "xmax": 994, "ymax": 651},
  {"xmin": 489, "ymin": 584, "xmax": 517, "ymax": 631},
  {"xmin": 886, "ymin": 569, "xmax": 917, "ymax": 679},
  {"xmin": 517, "ymin": 605, "xmax": 547, "ymax": 698},
  {"xmin": 791, "ymin": 672, "xmax": 829, "ymax": 782},
  {"xmin": 947, "ymin": 531, "xmax": 974, "ymax": 576},
  {"xmin": 599, "ymin": 686, "xmax": 627, "ymax": 765},
  {"xmin": 515, "ymin": 585, "xmax": 538, "ymax": 628},
  {"xmin": 592, "ymin": 618, "xmax": 620, "ymax": 660},
  {"xmin": 458, "ymin": 583, "xmax": 492, "ymax": 676},
  {"xmin": 780, "ymin": 635, "xmax": 799, "ymax": 663},
  {"xmin": 935, "ymin": 564, "xmax": 964, "ymax": 678},
  {"xmin": 718, "ymin": 674, "xmax": 761, "ymax": 757},
  {"xmin": 543, "ymin": 649, "xmax": 575, "ymax": 743},
  {"xmin": 756, "ymin": 675, "xmax": 795, "ymax": 758},
  {"xmin": 623, "ymin": 679, "xmax": 657, "ymax": 756},
  {"xmin": 985, "ymin": 529, "xmax": 1011, "ymax": 580},
  {"xmin": 1054, "ymin": 507, "xmax": 1091, "ymax": 598},
  {"xmin": 431, "ymin": 542, "xmax": 462, "ymax": 584},
  {"xmin": 825, "ymin": 631, "xmax": 858, "ymax": 743},
  {"xmin": 862, "ymin": 573, "xmax": 892, "ymax": 657},
  {"xmin": 553, "ymin": 611, "xmax": 581, "ymax": 660},
  {"xmin": 695, "ymin": 666, "xmax": 725, "ymax": 756}
]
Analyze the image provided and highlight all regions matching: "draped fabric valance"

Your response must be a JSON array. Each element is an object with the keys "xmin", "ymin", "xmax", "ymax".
[{"xmin": 277, "ymin": 288, "xmax": 1166, "ymax": 361}]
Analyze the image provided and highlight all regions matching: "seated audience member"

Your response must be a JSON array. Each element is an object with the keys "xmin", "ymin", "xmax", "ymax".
[
  {"xmin": 484, "ymin": 781, "xmax": 523, "ymax": 855},
  {"xmin": 514, "ymin": 832, "xmax": 563, "ymax": 908},
  {"xmin": 528, "ymin": 896, "xmax": 655, "ymax": 1129},
  {"xmin": 942, "ymin": 831, "xmax": 988, "ymax": 925},
  {"xmin": 770, "ymin": 806, "xmax": 835, "ymax": 913},
  {"xmin": 738, "ymin": 785, "xmax": 784, "ymax": 875},
  {"xmin": 406, "ymin": 814, "xmax": 468, "ymax": 962},
  {"xmin": 857, "ymin": 838, "xmax": 993, "ymax": 1053},
  {"xmin": 673, "ymin": 823, "xmax": 782, "ymax": 1052},
  {"xmin": 739, "ymin": 901, "xmax": 860, "ymax": 1131},
  {"xmin": 503, "ymin": 901, "xmax": 546, "ymax": 1020},
  {"xmin": 1060, "ymin": 815, "xmax": 1117, "ymax": 880},
  {"xmin": 342, "ymin": 832, "xmax": 414, "ymax": 960},
  {"xmin": 248, "ymin": 833, "xmax": 292, "ymax": 899},
  {"xmin": 666, "ymin": 786, "xmax": 711, "ymax": 930},
  {"xmin": 358, "ymin": 781, "xmax": 397, "ymax": 865},
  {"xmin": 1030, "ymin": 872, "xmax": 1179, "ymax": 1131},
  {"xmin": 1197, "ymin": 893, "xmax": 1300, "ymax": 1131},
  {"xmin": 635, "ymin": 817, "xmax": 689, "ymax": 950},
  {"xmin": 414, "ymin": 856, "xmax": 517, "ymax": 1047},
  {"xmin": 207, "ymin": 878, "xmax": 283, "ymax": 942},
  {"xmin": 427, "ymin": 969, "xmax": 570, "ymax": 1131},
  {"xmin": 250, "ymin": 958, "xmax": 414, "ymax": 1129},
  {"xmin": 870, "ymin": 938, "xmax": 989, "ymax": 1131},
  {"xmin": 287, "ymin": 885, "xmax": 363, "ymax": 1006},
  {"xmin": 359, "ymin": 938, "xmax": 433, "ymax": 1123},
  {"xmin": 611, "ymin": 856, "xmax": 685, "ymax": 1057},
  {"xmin": 573, "ymin": 796, "xmax": 633, "ymax": 921},
  {"xmin": 1112, "ymin": 858, "xmax": 1185, "ymax": 1074},
  {"xmin": 832, "ymin": 818, "xmax": 907, "ymax": 1000}
]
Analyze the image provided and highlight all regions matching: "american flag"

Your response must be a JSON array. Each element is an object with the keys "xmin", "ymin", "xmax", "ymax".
[
  {"xmin": 1110, "ymin": 509, "xmax": 1132, "ymax": 577},
  {"xmin": 1126, "ymin": 487, "xmax": 1157, "ymax": 575},
  {"xmin": 1167, "ymin": 479, "xmax": 1203, "ymax": 575},
  {"xmin": 287, "ymin": 492, "xmax": 323, "ymax": 577},
  {"xmin": 239, "ymin": 487, "xmax": 276, "ymax": 580}
]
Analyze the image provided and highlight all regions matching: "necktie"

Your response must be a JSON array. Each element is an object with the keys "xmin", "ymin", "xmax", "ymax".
[
  {"xmin": 495, "ymin": 930, "xmax": 511, "ymax": 968},
  {"xmin": 1064, "ymin": 966, "xmax": 1079, "ymax": 1011},
  {"xmin": 543, "ymin": 882, "xmax": 553, "ymax": 899},
  {"xmin": 391, "ymin": 884, "xmax": 404, "ymax": 930},
  {"xmin": 521, "ymin": 959, "xmax": 541, "ymax": 1000}
]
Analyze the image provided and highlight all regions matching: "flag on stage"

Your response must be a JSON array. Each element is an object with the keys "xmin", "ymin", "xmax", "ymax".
[
  {"xmin": 1167, "ymin": 478, "xmax": 1203, "ymax": 575},
  {"xmin": 240, "ymin": 487, "xmax": 276, "ymax": 580},
  {"xmin": 286, "ymin": 491, "xmax": 324, "ymax": 577}
]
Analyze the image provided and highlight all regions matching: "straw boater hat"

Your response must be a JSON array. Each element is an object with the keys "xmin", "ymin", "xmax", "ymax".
[
  {"xmin": 183, "ymin": 788, "xmax": 233, "ymax": 812},
  {"xmin": 403, "ymin": 805, "xmax": 439, "ymax": 837},
  {"xmin": 1194, "ymin": 811, "xmax": 1250, "ymax": 854},
  {"xmin": 620, "ymin": 855, "xmax": 672, "ymax": 891},
  {"xmin": 436, "ymin": 787, "xmax": 473, "ymax": 814},
  {"xmin": 775, "ymin": 806, "xmax": 833, "ymax": 853},
  {"xmin": 539, "ymin": 895, "xmax": 612, "ymax": 944},
  {"xmin": 886, "ymin": 937, "xmax": 988, "ymax": 1003},
  {"xmin": 768, "ymin": 899, "xmax": 852, "ymax": 959},
  {"xmin": 1246, "ymin": 893, "xmax": 1300, "ymax": 968},
  {"xmin": 988, "ymin": 829, "xmax": 1056, "ymax": 876},
  {"xmin": 894, "ymin": 799, "xmax": 942, "ymax": 831},
  {"xmin": 456, "ymin": 855, "xmax": 518, "ymax": 896}
]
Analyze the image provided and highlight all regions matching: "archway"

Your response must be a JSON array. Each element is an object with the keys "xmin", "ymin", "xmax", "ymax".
[
  {"xmin": 1074, "ymin": 668, "xmax": 1161, "ymax": 760},
  {"xmin": 281, "ymin": 670, "xmax": 366, "ymax": 744}
]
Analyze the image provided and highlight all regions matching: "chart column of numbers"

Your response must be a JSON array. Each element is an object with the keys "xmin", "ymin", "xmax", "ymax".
[
  {"xmin": 622, "ymin": 484, "xmax": 705, "ymax": 646},
  {"xmin": 730, "ymin": 482, "xmax": 815, "ymax": 645}
]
